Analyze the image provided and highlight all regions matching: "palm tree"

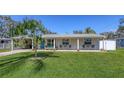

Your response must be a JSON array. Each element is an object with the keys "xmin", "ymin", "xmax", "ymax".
[{"xmin": 83, "ymin": 27, "xmax": 96, "ymax": 34}]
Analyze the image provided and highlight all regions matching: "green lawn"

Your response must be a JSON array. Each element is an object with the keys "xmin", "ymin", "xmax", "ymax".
[
  {"xmin": 0, "ymin": 49, "xmax": 10, "ymax": 53},
  {"xmin": 0, "ymin": 49, "xmax": 124, "ymax": 78}
]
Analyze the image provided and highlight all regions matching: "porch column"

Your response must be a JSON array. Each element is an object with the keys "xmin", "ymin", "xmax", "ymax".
[
  {"xmin": 102, "ymin": 38, "xmax": 104, "ymax": 50},
  {"xmin": 77, "ymin": 38, "xmax": 79, "ymax": 51},
  {"xmin": 32, "ymin": 38, "xmax": 34, "ymax": 50},
  {"xmin": 103, "ymin": 37, "xmax": 105, "ymax": 51},
  {"xmin": 11, "ymin": 38, "xmax": 13, "ymax": 51},
  {"xmin": 53, "ymin": 38, "xmax": 56, "ymax": 49},
  {"xmin": 45, "ymin": 39, "xmax": 47, "ymax": 49}
]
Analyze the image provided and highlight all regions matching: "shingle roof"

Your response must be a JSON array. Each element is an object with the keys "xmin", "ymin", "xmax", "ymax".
[{"xmin": 42, "ymin": 34, "xmax": 106, "ymax": 38}]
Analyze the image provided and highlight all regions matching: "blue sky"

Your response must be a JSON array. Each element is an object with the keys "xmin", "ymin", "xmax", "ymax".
[{"xmin": 11, "ymin": 15, "xmax": 124, "ymax": 34}]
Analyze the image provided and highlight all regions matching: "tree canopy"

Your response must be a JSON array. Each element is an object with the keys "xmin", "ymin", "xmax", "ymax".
[
  {"xmin": 0, "ymin": 16, "xmax": 16, "ymax": 38},
  {"xmin": 83, "ymin": 27, "xmax": 96, "ymax": 34},
  {"xmin": 0, "ymin": 16, "xmax": 56, "ymax": 38},
  {"xmin": 117, "ymin": 18, "xmax": 124, "ymax": 33},
  {"xmin": 73, "ymin": 27, "xmax": 96, "ymax": 34},
  {"xmin": 0, "ymin": 16, "xmax": 55, "ymax": 57}
]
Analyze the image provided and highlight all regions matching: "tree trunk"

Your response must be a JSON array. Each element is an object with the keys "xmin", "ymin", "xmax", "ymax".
[
  {"xmin": 33, "ymin": 30, "xmax": 38, "ymax": 57},
  {"xmin": 34, "ymin": 38, "xmax": 38, "ymax": 57}
]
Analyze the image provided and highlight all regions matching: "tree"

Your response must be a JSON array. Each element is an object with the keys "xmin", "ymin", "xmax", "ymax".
[
  {"xmin": 0, "ymin": 16, "xmax": 17, "ymax": 38},
  {"xmin": 22, "ymin": 18, "xmax": 45, "ymax": 57},
  {"xmin": 0, "ymin": 16, "xmax": 17, "ymax": 51},
  {"xmin": 0, "ymin": 16, "xmax": 57, "ymax": 55},
  {"xmin": 14, "ymin": 22, "xmax": 27, "ymax": 36},
  {"xmin": 83, "ymin": 27, "xmax": 96, "ymax": 34},
  {"xmin": 73, "ymin": 30, "xmax": 83, "ymax": 34},
  {"xmin": 116, "ymin": 18, "xmax": 124, "ymax": 38},
  {"xmin": 43, "ymin": 28, "xmax": 57, "ymax": 34},
  {"xmin": 100, "ymin": 32, "xmax": 115, "ymax": 39},
  {"xmin": 117, "ymin": 18, "xmax": 124, "ymax": 33}
]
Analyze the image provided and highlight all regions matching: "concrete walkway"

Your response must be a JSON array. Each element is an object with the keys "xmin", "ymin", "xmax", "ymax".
[{"xmin": 0, "ymin": 49, "xmax": 32, "ymax": 56}]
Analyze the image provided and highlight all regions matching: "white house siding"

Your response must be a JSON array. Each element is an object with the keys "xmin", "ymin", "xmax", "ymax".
[
  {"xmin": 79, "ymin": 38, "xmax": 99, "ymax": 50},
  {"xmin": 70, "ymin": 38, "xmax": 77, "ymax": 50},
  {"xmin": 55, "ymin": 38, "xmax": 77, "ymax": 50},
  {"xmin": 47, "ymin": 38, "xmax": 99, "ymax": 50},
  {"xmin": 55, "ymin": 38, "xmax": 100, "ymax": 50},
  {"xmin": 92, "ymin": 38, "xmax": 99, "ymax": 50},
  {"xmin": 79, "ymin": 38, "xmax": 84, "ymax": 50},
  {"xmin": 42, "ymin": 34, "xmax": 106, "ymax": 50},
  {"xmin": 55, "ymin": 38, "xmax": 61, "ymax": 49}
]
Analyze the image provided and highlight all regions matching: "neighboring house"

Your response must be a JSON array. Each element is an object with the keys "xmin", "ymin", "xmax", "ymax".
[
  {"xmin": 0, "ymin": 38, "xmax": 11, "ymax": 49},
  {"xmin": 42, "ymin": 34, "xmax": 108, "ymax": 51},
  {"xmin": 116, "ymin": 38, "xmax": 124, "ymax": 48},
  {"xmin": 100, "ymin": 31, "xmax": 124, "ymax": 48}
]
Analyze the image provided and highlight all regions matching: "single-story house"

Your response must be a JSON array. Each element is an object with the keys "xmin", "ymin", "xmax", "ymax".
[
  {"xmin": 42, "ymin": 34, "xmax": 110, "ymax": 51},
  {"xmin": 0, "ymin": 34, "xmax": 116, "ymax": 51}
]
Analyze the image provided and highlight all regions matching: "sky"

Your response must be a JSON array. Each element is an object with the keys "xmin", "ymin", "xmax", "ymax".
[{"xmin": 11, "ymin": 15, "xmax": 124, "ymax": 34}]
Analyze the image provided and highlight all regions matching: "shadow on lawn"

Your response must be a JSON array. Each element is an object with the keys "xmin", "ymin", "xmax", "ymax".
[
  {"xmin": 31, "ymin": 52, "xmax": 59, "ymax": 73},
  {"xmin": 0, "ymin": 54, "xmax": 33, "ymax": 67},
  {"xmin": 32, "ymin": 59, "xmax": 44, "ymax": 73},
  {"xmin": 0, "ymin": 52, "xmax": 59, "ymax": 77},
  {"xmin": 0, "ymin": 54, "xmax": 33, "ymax": 76},
  {"xmin": 37, "ymin": 52, "xmax": 59, "ymax": 59}
]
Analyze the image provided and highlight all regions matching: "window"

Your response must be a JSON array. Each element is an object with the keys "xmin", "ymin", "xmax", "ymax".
[
  {"xmin": 62, "ymin": 39, "xmax": 69, "ymax": 46},
  {"xmin": 47, "ymin": 39, "xmax": 53, "ymax": 47},
  {"xmin": 84, "ymin": 38, "xmax": 92, "ymax": 44}
]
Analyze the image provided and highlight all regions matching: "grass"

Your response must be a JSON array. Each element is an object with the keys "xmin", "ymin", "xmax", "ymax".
[
  {"xmin": 0, "ymin": 49, "xmax": 10, "ymax": 53},
  {"xmin": 0, "ymin": 49, "xmax": 124, "ymax": 77}
]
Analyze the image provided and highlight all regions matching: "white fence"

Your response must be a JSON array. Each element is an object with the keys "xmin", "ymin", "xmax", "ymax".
[{"xmin": 99, "ymin": 40, "xmax": 116, "ymax": 50}]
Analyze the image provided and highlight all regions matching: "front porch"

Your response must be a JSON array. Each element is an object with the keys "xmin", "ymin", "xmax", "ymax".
[{"xmin": 44, "ymin": 37, "xmax": 103, "ymax": 50}]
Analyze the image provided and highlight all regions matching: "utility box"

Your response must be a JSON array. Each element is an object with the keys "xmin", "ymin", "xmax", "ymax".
[{"xmin": 99, "ymin": 40, "xmax": 116, "ymax": 50}]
